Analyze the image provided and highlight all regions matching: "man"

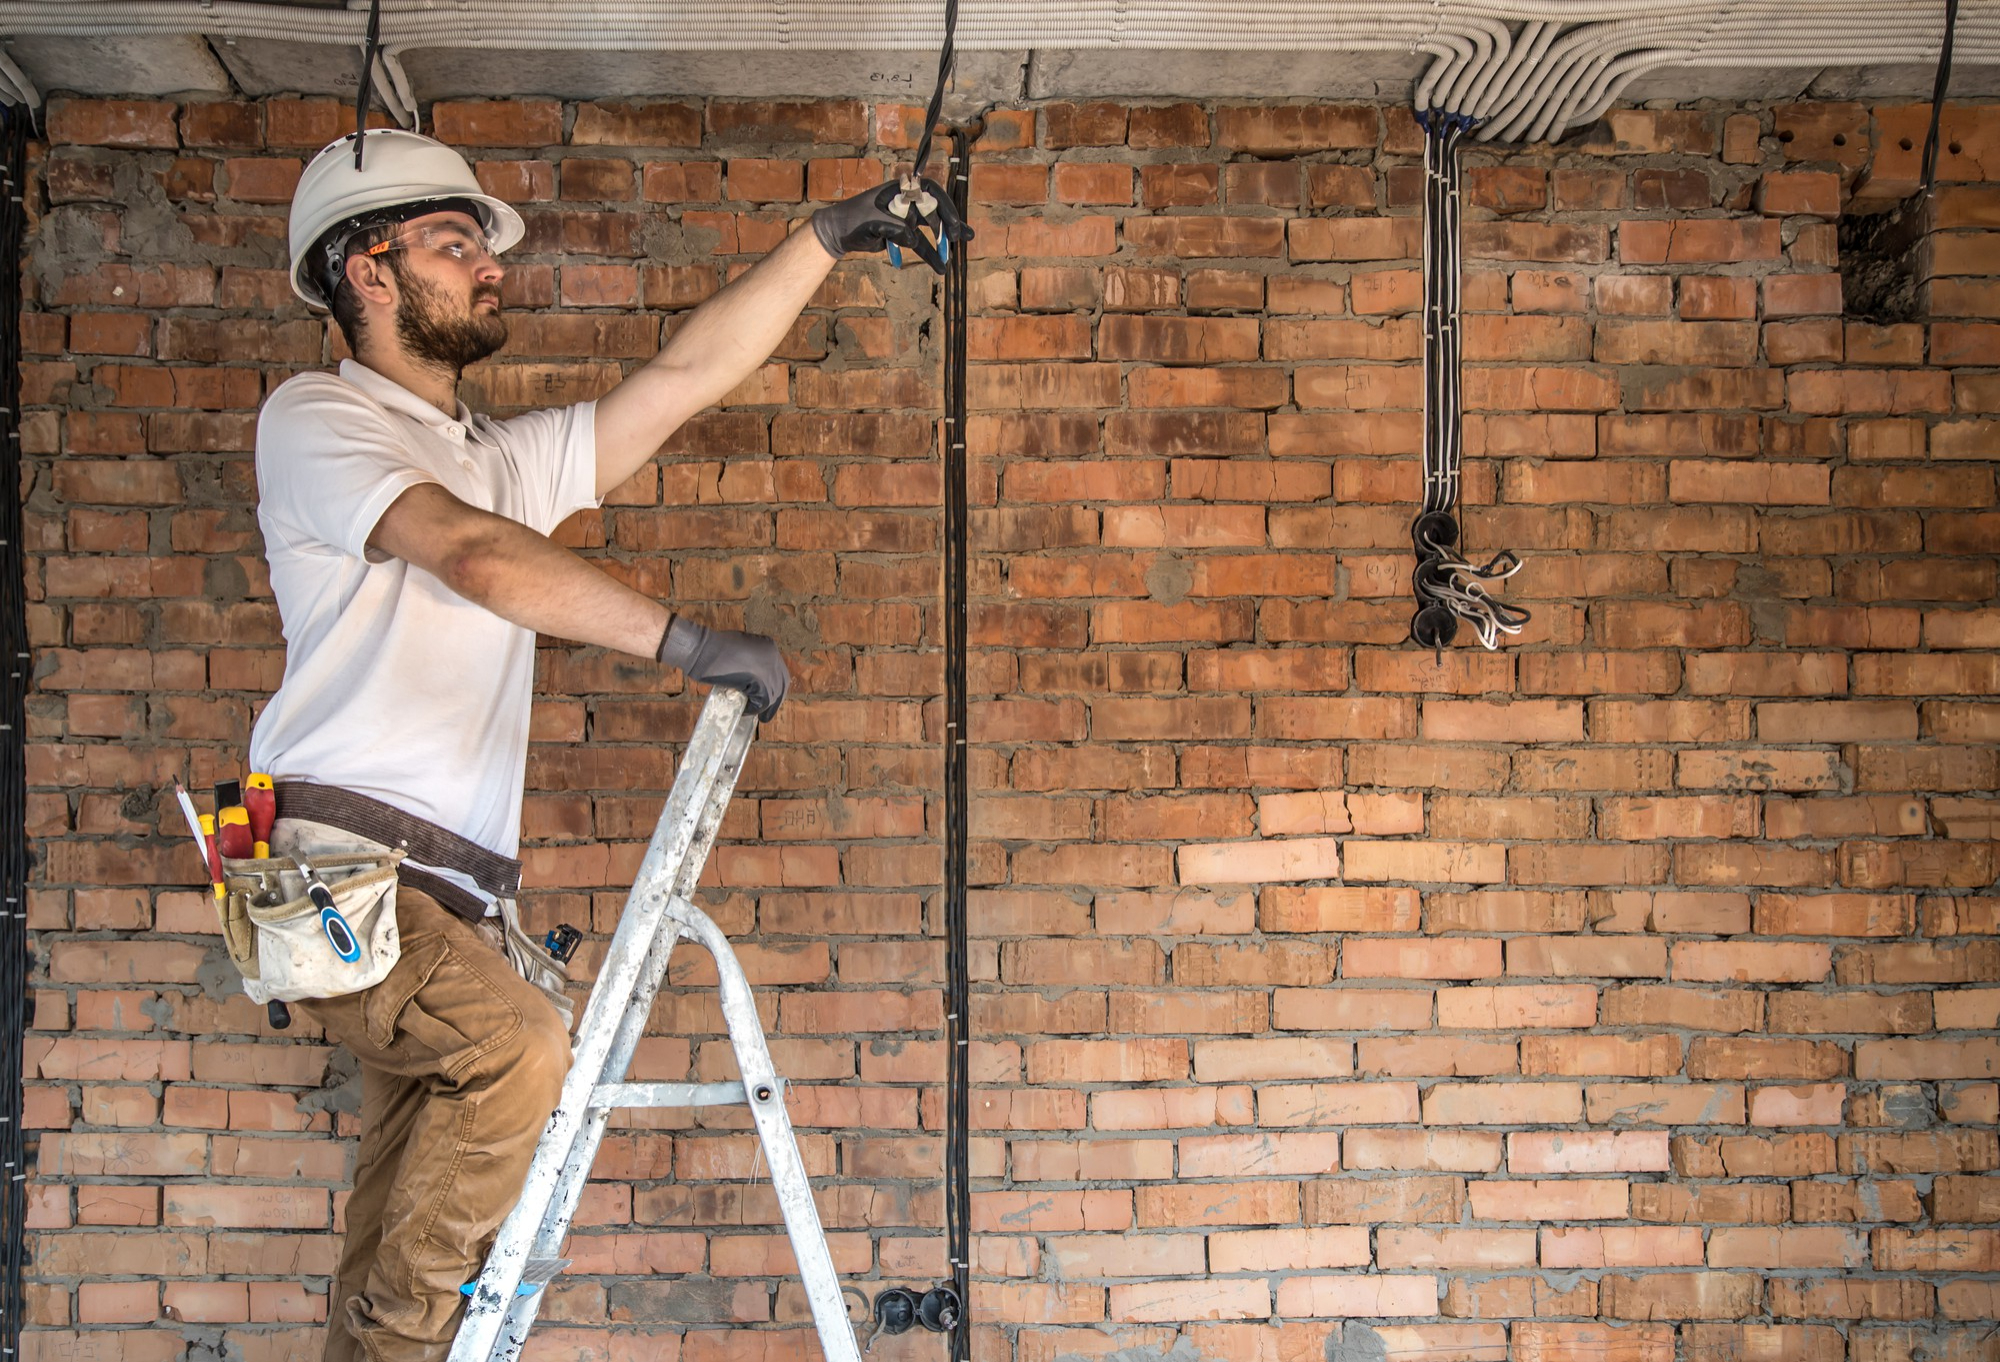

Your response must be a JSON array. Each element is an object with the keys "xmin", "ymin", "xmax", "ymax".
[{"xmin": 252, "ymin": 126, "xmax": 964, "ymax": 1362}]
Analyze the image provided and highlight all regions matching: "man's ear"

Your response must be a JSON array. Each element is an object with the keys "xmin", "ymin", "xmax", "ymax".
[{"xmin": 344, "ymin": 251, "xmax": 398, "ymax": 308}]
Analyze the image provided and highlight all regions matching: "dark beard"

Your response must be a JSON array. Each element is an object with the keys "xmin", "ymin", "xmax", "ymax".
[{"xmin": 391, "ymin": 264, "xmax": 507, "ymax": 376}]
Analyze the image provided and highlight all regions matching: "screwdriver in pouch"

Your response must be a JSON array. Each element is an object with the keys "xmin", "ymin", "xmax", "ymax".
[
  {"xmin": 245, "ymin": 773, "xmax": 276, "ymax": 858},
  {"xmin": 196, "ymin": 813, "xmax": 225, "ymax": 900},
  {"xmin": 292, "ymin": 858, "xmax": 363, "ymax": 965},
  {"xmin": 215, "ymin": 806, "xmax": 253, "ymax": 861},
  {"xmin": 212, "ymin": 781, "xmax": 252, "ymax": 860}
]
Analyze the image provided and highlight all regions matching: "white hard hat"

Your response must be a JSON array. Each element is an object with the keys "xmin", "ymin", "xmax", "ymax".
[{"xmin": 287, "ymin": 128, "xmax": 526, "ymax": 309}]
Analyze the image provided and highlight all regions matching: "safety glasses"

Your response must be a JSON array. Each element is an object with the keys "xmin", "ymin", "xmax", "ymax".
[{"xmin": 361, "ymin": 223, "xmax": 501, "ymax": 268}]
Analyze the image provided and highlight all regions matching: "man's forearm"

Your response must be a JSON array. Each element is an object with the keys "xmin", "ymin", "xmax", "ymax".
[
  {"xmin": 434, "ymin": 507, "xmax": 669, "ymax": 658},
  {"xmin": 592, "ymin": 226, "xmax": 837, "ymax": 496},
  {"xmin": 653, "ymin": 227, "xmax": 835, "ymax": 410}
]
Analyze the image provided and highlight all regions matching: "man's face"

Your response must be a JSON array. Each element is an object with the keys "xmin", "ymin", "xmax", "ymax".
[{"xmin": 374, "ymin": 211, "xmax": 509, "ymax": 372}]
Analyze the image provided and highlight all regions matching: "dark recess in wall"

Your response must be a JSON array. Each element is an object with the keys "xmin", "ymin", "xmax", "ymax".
[{"xmin": 1839, "ymin": 192, "xmax": 1934, "ymax": 322}]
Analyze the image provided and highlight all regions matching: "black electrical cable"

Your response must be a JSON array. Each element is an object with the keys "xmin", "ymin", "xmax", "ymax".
[
  {"xmin": 1920, "ymin": 0, "xmax": 1960, "ymax": 194},
  {"xmin": 1410, "ymin": 111, "xmax": 1530, "ymax": 653},
  {"xmin": 910, "ymin": 0, "xmax": 960, "ymax": 178},
  {"xmin": 940, "ymin": 120, "xmax": 973, "ymax": 1362},
  {"xmin": 353, "ymin": 0, "xmax": 383, "ymax": 169},
  {"xmin": 1, "ymin": 101, "xmax": 31, "ymax": 1362}
]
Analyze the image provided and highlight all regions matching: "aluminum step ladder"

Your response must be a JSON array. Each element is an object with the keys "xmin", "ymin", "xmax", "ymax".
[{"xmin": 449, "ymin": 686, "xmax": 863, "ymax": 1362}]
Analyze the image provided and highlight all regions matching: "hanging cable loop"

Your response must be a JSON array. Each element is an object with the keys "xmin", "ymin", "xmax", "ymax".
[{"xmin": 1410, "ymin": 107, "xmax": 1530, "ymax": 653}]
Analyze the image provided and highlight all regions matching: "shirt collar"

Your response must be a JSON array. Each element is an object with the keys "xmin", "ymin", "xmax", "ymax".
[{"xmin": 338, "ymin": 358, "xmax": 476, "ymax": 433}]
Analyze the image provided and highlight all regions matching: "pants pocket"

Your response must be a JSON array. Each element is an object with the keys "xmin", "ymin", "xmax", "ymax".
[{"xmin": 363, "ymin": 935, "xmax": 522, "ymax": 1081}]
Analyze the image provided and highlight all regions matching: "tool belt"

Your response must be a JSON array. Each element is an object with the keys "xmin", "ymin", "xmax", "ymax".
[
  {"xmin": 273, "ymin": 782, "xmax": 521, "ymax": 925},
  {"xmin": 217, "ymin": 847, "xmax": 405, "ymax": 1006}
]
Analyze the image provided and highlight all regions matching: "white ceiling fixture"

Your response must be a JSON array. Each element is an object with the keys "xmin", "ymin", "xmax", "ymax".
[{"xmin": 0, "ymin": 1, "xmax": 1993, "ymax": 142}]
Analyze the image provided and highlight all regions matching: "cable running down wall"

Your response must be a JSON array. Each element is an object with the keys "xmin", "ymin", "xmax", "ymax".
[
  {"xmin": 0, "ymin": 100, "xmax": 32, "ymax": 1362},
  {"xmin": 940, "ymin": 120, "xmax": 973, "ymax": 1362},
  {"xmin": 1410, "ymin": 111, "xmax": 1530, "ymax": 654}
]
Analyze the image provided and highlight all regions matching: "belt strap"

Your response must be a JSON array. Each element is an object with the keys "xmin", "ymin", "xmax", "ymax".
[{"xmin": 273, "ymin": 782, "xmax": 521, "ymax": 924}]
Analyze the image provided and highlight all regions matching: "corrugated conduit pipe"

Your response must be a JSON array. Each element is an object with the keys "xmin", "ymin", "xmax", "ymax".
[{"xmin": 2, "ymin": 1, "xmax": 1994, "ymax": 142}]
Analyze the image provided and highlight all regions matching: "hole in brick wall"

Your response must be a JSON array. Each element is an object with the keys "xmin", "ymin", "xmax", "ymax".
[
  {"xmin": 1949, "ymin": 140, "xmax": 1963, "ymax": 155},
  {"xmin": 1832, "ymin": 133, "xmax": 1848, "ymax": 147},
  {"xmin": 1839, "ymin": 193, "xmax": 1933, "ymax": 322},
  {"xmin": 1778, "ymin": 129, "xmax": 1795, "ymax": 142},
  {"xmin": 1900, "ymin": 136, "xmax": 1916, "ymax": 151}
]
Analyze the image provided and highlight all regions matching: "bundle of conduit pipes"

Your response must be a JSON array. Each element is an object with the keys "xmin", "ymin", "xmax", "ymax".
[{"xmin": 0, "ymin": 2, "xmax": 1990, "ymax": 143}]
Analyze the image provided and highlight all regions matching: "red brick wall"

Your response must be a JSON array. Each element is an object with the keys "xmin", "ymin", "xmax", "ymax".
[{"xmin": 18, "ymin": 91, "xmax": 2000, "ymax": 1362}]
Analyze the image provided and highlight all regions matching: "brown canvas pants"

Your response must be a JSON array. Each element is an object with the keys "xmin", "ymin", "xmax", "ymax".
[{"xmin": 296, "ymin": 885, "xmax": 571, "ymax": 1362}]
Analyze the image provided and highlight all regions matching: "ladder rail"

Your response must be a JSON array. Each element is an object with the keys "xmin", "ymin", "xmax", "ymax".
[
  {"xmin": 670, "ymin": 896, "xmax": 863, "ymax": 1362},
  {"xmin": 486, "ymin": 702, "xmax": 759, "ymax": 1353},
  {"xmin": 449, "ymin": 687, "xmax": 757, "ymax": 1362},
  {"xmin": 524, "ymin": 697, "xmax": 757, "ymax": 1256}
]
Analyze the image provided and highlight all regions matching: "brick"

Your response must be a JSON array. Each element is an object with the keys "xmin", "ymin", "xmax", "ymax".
[
  {"xmin": 709, "ymin": 100, "xmax": 866, "ymax": 144},
  {"xmin": 430, "ymin": 99, "xmax": 562, "ymax": 147},
  {"xmin": 1597, "ymin": 320, "xmax": 1760, "ymax": 367},
  {"xmin": 1128, "ymin": 103, "xmax": 1210, "ymax": 148},
  {"xmin": 1775, "ymin": 103, "xmax": 1871, "ymax": 168},
  {"xmin": 1759, "ymin": 170, "xmax": 1842, "ymax": 217},
  {"xmin": 1420, "ymin": 1083, "xmax": 1583, "ymax": 1126},
  {"xmin": 573, "ymin": 101, "xmax": 702, "ymax": 146},
  {"xmin": 221, "ymin": 156, "xmax": 302, "ymax": 205},
  {"xmin": 1100, "ymin": 316, "xmax": 1260, "ymax": 364},
  {"xmin": 1177, "ymin": 836, "xmax": 1341, "ymax": 886},
  {"xmin": 1288, "ymin": 218, "xmax": 1420, "ymax": 262},
  {"xmin": 1217, "ymin": 105, "xmax": 1375, "ymax": 154},
  {"xmin": 1466, "ymin": 223, "xmax": 1608, "ymax": 264},
  {"xmin": 1042, "ymin": 102, "xmax": 1129, "ymax": 149},
  {"xmin": 1379, "ymin": 1226, "xmax": 1537, "ymax": 1269},
  {"xmin": 50, "ymin": 98, "xmax": 178, "ymax": 148},
  {"xmin": 1055, "ymin": 162, "xmax": 1134, "ymax": 205},
  {"xmin": 1469, "ymin": 1180, "xmax": 1630, "ymax": 1221},
  {"xmin": 1140, "ymin": 163, "xmax": 1218, "ymax": 209},
  {"xmin": 1600, "ymin": 1273, "xmax": 1759, "ymax": 1321},
  {"xmin": 1127, "ymin": 216, "xmax": 1285, "ymax": 259},
  {"xmin": 1765, "ymin": 1277, "xmax": 1933, "ymax": 1320},
  {"xmin": 1276, "ymin": 1275, "xmax": 1437, "ymax": 1318},
  {"xmin": 1620, "ymin": 219, "xmax": 1782, "ymax": 264},
  {"xmin": 1185, "ymin": 269, "xmax": 1265, "ymax": 311},
  {"xmin": 1136, "ymin": 1180, "xmax": 1298, "ymax": 1228}
]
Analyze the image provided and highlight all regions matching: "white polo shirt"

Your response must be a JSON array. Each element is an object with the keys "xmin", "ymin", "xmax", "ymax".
[{"xmin": 248, "ymin": 358, "xmax": 601, "ymax": 870}]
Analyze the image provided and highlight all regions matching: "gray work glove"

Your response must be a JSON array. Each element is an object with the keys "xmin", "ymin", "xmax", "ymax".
[
  {"xmin": 810, "ymin": 175, "xmax": 972, "ymax": 275},
  {"xmin": 657, "ymin": 616, "xmax": 790, "ymax": 721}
]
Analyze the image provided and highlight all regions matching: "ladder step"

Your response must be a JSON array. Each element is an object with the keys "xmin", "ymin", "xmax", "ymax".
[{"xmin": 590, "ymin": 1079, "xmax": 782, "ymax": 1110}]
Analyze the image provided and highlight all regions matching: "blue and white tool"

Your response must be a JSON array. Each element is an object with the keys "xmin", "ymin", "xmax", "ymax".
[{"xmin": 291, "ymin": 858, "xmax": 362, "ymax": 963}]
